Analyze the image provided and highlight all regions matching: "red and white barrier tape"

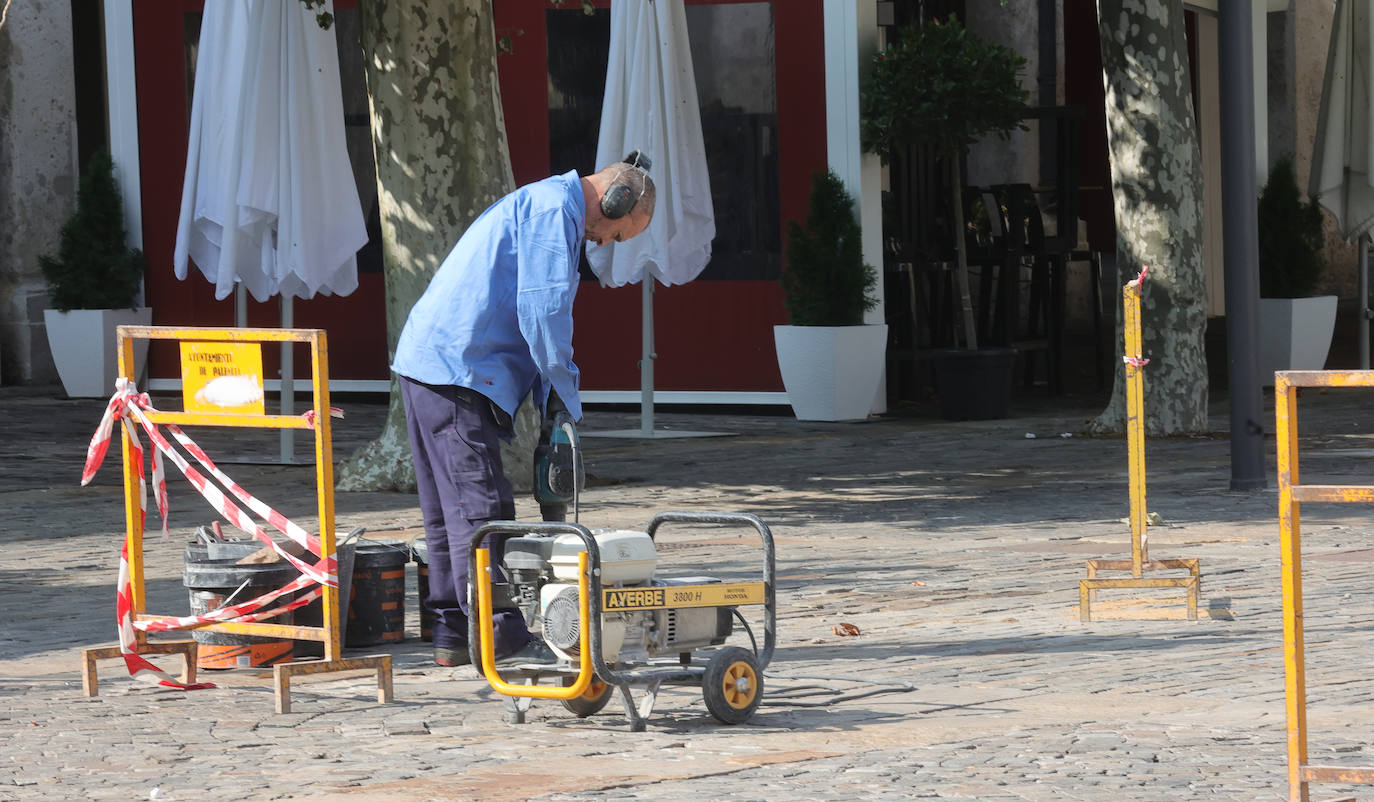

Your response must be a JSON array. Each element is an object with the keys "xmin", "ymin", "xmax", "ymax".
[
  {"xmin": 113, "ymin": 400, "xmax": 336, "ymax": 585},
  {"xmin": 83, "ymin": 380, "xmax": 342, "ymax": 690},
  {"xmin": 114, "ymin": 540, "xmax": 217, "ymax": 690},
  {"xmin": 1128, "ymin": 264, "xmax": 1149, "ymax": 293},
  {"xmin": 83, "ymin": 380, "xmax": 166, "ymax": 534},
  {"xmin": 302, "ymin": 407, "xmax": 344, "ymax": 428},
  {"xmin": 170, "ymin": 425, "xmax": 320, "ymax": 554}
]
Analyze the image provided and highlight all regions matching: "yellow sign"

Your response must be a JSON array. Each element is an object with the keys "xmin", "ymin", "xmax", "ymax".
[
  {"xmin": 602, "ymin": 582, "xmax": 766, "ymax": 611},
  {"xmin": 179, "ymin": 342, "xmax": 266, "ymax": 415}
]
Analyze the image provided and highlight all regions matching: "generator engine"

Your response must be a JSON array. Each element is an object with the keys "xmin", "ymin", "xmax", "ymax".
[{"xmin": 499, "ymin": 529, "xmax": 733, "ymax": 664}]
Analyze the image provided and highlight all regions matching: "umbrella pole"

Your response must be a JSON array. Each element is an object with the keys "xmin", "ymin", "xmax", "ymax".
[
  {"xmin": 641, "ymin": 277, "xmax": 655, "ymax": 436},
  {"xmin": 281, "ymin": 295, "xmax": 295, "ymax": 462},
  {"xmin": 235, "ymin": 285, "xmax": 248, "ymax": 327},
  {"xmin": 230, "ymin": 286, "xmax": 298, "ymax": 464},
  {"xmin": 1361, "ymin": 235, "xmax": 1370, "ymax": 370}
]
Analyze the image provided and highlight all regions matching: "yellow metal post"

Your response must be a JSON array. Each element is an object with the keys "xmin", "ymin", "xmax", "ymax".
[
  {"xmin": 1276, "ymin": 375, "xmax": 1308, "ymax": 802},
  {"xmin": 309, "ymin": 335, "xmax": 340, "ymax": 663},
  {"xmin": 85, "ymin": 330, "xmax": 199, "ymax": 686},
  {"xmin": 116, "ymin": 331, "xmax": 147, "ymax": 638},
  {"xmin": 1123, "ymin": 283, "xmax": 1148, "ymax": 575},
  {"xmin": 1079, "ymin": 275, "xmax": 1201, "ymax": 622}
]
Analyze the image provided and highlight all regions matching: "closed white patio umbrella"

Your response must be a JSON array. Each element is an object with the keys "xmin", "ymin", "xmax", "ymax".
[
  {"xmin": 585, "ymin": 0, "xmax": 717, "ymax": 437},
  {"xmin": 175, "ymin": 0, "xmax": 365, "ymax": 302},
  {"xmin": 174, "ymin": 0, "xmax": 366, "ymax": 459},
  {"xmin": 1311, "ymin": 0, "xmax": 1374, "ymax": 366}
]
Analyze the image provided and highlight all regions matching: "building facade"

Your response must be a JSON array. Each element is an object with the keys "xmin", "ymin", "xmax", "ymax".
[{"xmin": 0, "ymin": 1, "xmax": 1349, "ymax": 397}]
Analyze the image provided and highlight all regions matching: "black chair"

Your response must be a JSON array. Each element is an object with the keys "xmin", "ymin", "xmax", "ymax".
[
  {"xmin": 884, "ymin": 144, "xmax": 959, "ymax": 354},
  {"xmin": 882, "ymin": 114, "xmax": 1107, "ymax": 401},
  {"xmin": 972, "ymin": 183, "xmax": 1054, "ymax": 387},
  {"xmin": 1025, "ymin": 106, "xmax": 1113, "ymax": 394}
]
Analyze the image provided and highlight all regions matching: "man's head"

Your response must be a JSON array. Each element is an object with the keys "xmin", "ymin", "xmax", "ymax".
[{"xmin": 584, "ymin": 154, "xmax": 656, "ymax": 246}]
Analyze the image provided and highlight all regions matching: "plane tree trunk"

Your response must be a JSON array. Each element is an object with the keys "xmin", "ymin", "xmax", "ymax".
[
  {"xmin": 1089, "ymin": 0, "xmax": 1209, "ymax": 436},
  {"xmin": 338, "ymin": 0, "xmax": 539, "ymax": 491}
]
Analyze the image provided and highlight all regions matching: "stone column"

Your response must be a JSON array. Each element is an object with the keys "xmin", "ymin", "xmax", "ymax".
[{"xmin": 0, "ymin": 2, "xmax": 79, "ymax": 385}]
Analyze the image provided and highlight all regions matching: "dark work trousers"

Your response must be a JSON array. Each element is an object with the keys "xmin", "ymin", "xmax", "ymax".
[{"xmin": 399, "ymin": 376, "xmax": 531, "ymax": 657}]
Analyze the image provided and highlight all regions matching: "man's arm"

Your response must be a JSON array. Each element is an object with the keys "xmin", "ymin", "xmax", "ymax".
[{"xmin": 515, "ymin": 209, "xmax": 583, "ymax": 420}]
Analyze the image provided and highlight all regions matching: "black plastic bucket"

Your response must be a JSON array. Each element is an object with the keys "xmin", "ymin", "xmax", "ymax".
[
  {"xmin": 183, "ymin": 547, "xmax": 298, "ymax": 669},
  {"xmin": 294, "ymin": 541, "xmax": 356, "ymax": 657},
  {"xmin": 411, "ymin": 540, "xmax": 435, "ymax": 642},
  {"xmin": 346, "ymin": 542, "xmax": 408, "ymax": 646},
  {"xmin": 184, "ymin": 539, "xmax": 265, "ymax": 564}
]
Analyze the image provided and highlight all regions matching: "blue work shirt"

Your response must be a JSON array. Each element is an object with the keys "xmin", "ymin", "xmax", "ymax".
[{"xmin": 392, "ymin": 171, "xmax": 585, "ymax": 420}]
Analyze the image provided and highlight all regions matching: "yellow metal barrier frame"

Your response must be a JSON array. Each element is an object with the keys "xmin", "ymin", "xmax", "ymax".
[
  {"xmin": 1079, "ymin": 282, "xmax": 1201, "ymax": 622},
  {"xmin": 80, "ymin": 326, "xmax": 392, "ymax": 713},
  {"xmin": 474, "ymin": 548, "xmax": 592, "ymax": 699},
  {"xmin": 1278, "ymin": 369, "xmax": 1374, "ymax": 802}
]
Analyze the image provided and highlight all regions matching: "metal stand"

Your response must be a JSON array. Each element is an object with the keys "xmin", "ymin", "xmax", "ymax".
[
  {"xmin": 80, "ymin": 326, "xmax": 393, "ymax": 713},
  {"xmin": 581, "ymin": 280, "xmax": 732, "ymax": 440},
  {"xmin": 1277, "ymin": 369, "xmax": 1374, "ymax": 802},
  {"xmin": 274, "ymin": 655, "xmax": 392, "ymax": 714},
  {"xmin": 81, "ymin": 641, "xmax": 199, "ymax": 696},
  {"xmin": 1079, "ymin": 277, "xmax": 1201, "ymax": 621},
  {"xmin": 230, "ymin": 287, "xmax": 306, "ymax": 464}
]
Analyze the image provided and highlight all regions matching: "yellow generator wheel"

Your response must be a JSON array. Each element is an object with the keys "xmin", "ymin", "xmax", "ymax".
[
  {"xmin": 702, "ymin": 646, "xmax": 762, "ymax": 724},
  {"xmin": 561, "ymin": 676, "xmax": 613, "ymax": 717}
]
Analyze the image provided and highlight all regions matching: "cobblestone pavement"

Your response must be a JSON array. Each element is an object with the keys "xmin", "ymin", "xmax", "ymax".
[{"xmin": 3, "ymin": 385, "xmax": 1374, "ymax": 800}]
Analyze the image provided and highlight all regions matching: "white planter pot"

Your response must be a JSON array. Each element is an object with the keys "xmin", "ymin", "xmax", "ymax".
[
  {"xmin": 43, "ymin": 307, "xmax": 153, "ymax": 398},
  {"xmin": 774, "ymin": 324, "xmax": 887, "ymax": 421},
  {"xmin": 1258, "ymin": 296, "xmax": 1338, "ymax": 385}
]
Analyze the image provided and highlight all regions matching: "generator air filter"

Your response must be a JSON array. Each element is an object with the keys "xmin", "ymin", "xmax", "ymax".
[{"xmin": 542, "ymin": 586, "xmax": 582, "ymax": 651}]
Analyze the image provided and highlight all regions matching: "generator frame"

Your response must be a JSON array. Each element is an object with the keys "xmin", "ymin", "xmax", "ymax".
[{"xmin": 466, "ymin": 511, "xmax": 775, "ymax": 731}]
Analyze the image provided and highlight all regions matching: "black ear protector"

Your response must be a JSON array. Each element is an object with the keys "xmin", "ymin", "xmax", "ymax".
[{"xmin": 600, "ymin": 150, "xmax": 652, "ymax": 220}]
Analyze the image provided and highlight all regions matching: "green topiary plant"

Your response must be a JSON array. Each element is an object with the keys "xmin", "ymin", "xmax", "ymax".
[
  {"xmin": 1257, "ymin": 156, "xmax": 1325, "ymax": 298},
  {"xmin": 781, "ymin": 169, "xmax": 878, "ymax": 326},
  {"xmin": 860, "ymin": 16, "xmax": 1027, "ymax": 161},
  {"xmin": 40, "ymin": 151, "xmax": 146, "ymax": 312},
  {"xmin": 860, "ymin": 16, "xmax": 1027, "ymax": 348}
]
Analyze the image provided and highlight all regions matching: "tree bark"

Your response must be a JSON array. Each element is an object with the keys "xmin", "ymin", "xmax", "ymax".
[
  {"xmin": 338, "ymin": 0, "xmax": 538, "ymax": 491},
  {"xmin": 1089, "ymin": 0, "xmax": 1209, "ymax": 436}
]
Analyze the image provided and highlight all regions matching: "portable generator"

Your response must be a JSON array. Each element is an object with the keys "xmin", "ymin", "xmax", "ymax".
[{"xmin": 465, "ymin": 511, "xmax": 776, "ymax": 731}]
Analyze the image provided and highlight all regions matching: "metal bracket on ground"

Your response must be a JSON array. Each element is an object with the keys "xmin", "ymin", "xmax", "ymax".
[
  {"xmin": 81, "ymin": 640, "xmax": 199, "ymax": 697},
  {"xmin": 273, "ymin": 654, "xmax": 393, "ymax": 714}
]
